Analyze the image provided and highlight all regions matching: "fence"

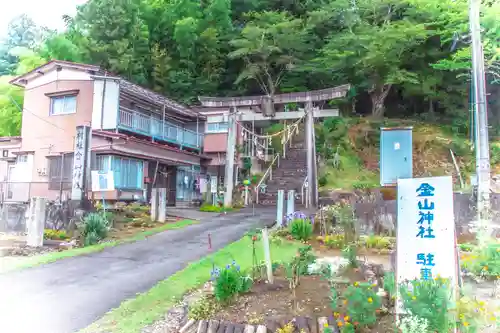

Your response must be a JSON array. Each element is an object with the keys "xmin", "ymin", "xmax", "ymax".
[
  {"xmin": 319, "ymin": 190, "xmax": 500, "ymax": 238},
  {"xmin": 0, "ymin": 181, "xmax": 72, "ymax": 203},
  {"xmin": 0, "ymin": 182, "xmax": 75, "ymax": 234}
]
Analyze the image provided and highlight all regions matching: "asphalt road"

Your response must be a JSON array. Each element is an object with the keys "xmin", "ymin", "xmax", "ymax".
[{"xmin": 0, "ymin": 208, "xmax": 276, "ymax": 333}]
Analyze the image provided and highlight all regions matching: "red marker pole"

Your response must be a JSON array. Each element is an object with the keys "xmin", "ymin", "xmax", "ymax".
[{"xmin": 208, "ymin": 233, "xmax": 215, "ymax": 273}]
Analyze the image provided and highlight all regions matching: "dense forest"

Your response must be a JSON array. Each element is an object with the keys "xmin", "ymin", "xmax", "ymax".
[{"xmin": 0, "ymin": 0, "xmax": 499, "ymax": 138}]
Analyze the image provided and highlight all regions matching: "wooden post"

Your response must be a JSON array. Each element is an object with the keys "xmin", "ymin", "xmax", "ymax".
[{"xmin": 261, "ymin": 227, "xmax": 274, "ymax": 284}]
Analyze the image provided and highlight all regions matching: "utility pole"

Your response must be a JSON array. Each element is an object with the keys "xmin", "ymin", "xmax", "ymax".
[{"xmin": 470, "ymin": 0, "xmax": 491, "ymax": 244}]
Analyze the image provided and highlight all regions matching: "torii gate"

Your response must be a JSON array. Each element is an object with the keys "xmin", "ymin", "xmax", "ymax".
[{"xmin": 198, "ymin": 84, "xmax": 350, "ymax": 208}]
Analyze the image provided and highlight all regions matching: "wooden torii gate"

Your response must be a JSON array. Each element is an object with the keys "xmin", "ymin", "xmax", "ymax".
[{"xmin": 198, "ymin": 84, "xmax": 350, "ymax": 208}]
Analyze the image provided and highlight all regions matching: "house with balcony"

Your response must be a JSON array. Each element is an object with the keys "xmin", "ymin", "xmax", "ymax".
[{"xmin": 2, "ymin": 60, "xmax": 209, "ymax": 204}]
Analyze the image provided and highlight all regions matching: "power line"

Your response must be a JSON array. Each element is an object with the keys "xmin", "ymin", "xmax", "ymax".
[{"xmin": 7, "ymin": 95, "xmax": 70, "ymax": 133}]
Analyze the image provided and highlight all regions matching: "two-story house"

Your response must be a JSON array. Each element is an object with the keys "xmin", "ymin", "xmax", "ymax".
[{"xmin": 1, "ymin": 60, "xmax": 212, "ymax": 205}]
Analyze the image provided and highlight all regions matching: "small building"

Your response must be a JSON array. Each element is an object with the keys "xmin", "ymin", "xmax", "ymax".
[{"xmin": 2, "ymin": 60, "xmax": 210, "ymax": 205}]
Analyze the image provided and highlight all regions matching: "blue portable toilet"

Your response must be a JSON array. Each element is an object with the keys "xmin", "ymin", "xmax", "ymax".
[{"xmin": 380, "ymin": 127, "xmax": 413, "ymax": 186}]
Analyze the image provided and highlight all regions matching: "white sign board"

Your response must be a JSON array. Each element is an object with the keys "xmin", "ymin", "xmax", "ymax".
[
  {"xmin": 210, "ymin": 177, "xmax": 218, "ymax": 193},
  {"xmin": 91, "ymin": 171, "xmax": 115, "ymax": 192},
  {"xmin": 200, "ymin": 178, "xmax": 207, "ymax": 193},
  {"xmin": 396, "ymin": 176, "xmax": 458, "ymax": 310}
]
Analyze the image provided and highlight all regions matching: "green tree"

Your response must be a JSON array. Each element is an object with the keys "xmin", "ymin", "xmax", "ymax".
[
  {"xmin": 0, "ymin": 76, "xmax": 23, "ymax": 136},
  {"xmin": 229, "ymin": 11, "xmax": 308, "ymax": 96},
  {"xmin": 315, "ymin": 0, "xmax": 430, "ymax": 118},
  {"xmin": 75, "ymin": 0, "xmax": 151, "ymax": 84},
  {"xmin": 0, "ymin": 14, "xmax": 44, "ymax": 75}
]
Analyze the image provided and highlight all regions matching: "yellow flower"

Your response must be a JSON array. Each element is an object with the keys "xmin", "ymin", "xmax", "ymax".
[
  {"xmin": 489, "ymin": 316, "xmax": 496, "ymax": 322},
  {"xmin": 483, "ymin": 266, "xmax": 488, "ymax": 271},
  {"xmin": 367, "ymin": 297, "xmax": 373, "ymax": 303},
  {"xmin": 337, "ymin": 321, "xmax": 343, "ymax": 327},
  {"xmin": 323, "ymin": 323, "xmax": 328, "ymax": 328},
  {"xmin": 334, "ymin": 312, "xmax": 340, "ymax": 318},
  {"xmin": 344, "ymin": 316, "xmax": 350, "ymax": 322},
  {"xmin": 463, "ymin": 322, "xmax": 469, "ymax": 327},
  {"xmin": 354, "ymin": 282, "xmax": 359, "ymax": 286},
  {"xmin": 343, "ymin": 300, "xmax": 348, "ymax": 305},
  {"xmin": 412, "ymin": 296, "xmax": 416, "ymax": 300}
]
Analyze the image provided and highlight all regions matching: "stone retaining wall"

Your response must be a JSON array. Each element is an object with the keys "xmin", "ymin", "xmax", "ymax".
[{"xmin": 319, "ymin": 191, "xmax": 500, "ymax": 237}]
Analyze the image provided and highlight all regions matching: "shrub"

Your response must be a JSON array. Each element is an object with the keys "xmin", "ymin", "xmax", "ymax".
[
  {"xmin": 459, "ymin": 243, "xmax": 474, "ymax": 252},
  {"xmin": 360, "ymin": 235, "xmax": 394, "ymax": 250},
  {"xmin": 323, "ymin": 234, "xmax": 345, "ymax": 249},
  {"xmin": 398, "ymin": 315, "xmax": 430, "ymax": 333},
  {"xmin": 456, "ymin": 295, "xmax": 499, "ymax": 333},
  {"xmin": 43, "ymin": 229, "xmax": 69, "ymax": 240},
  {"xmin": 464, "ymin": 241, "xmax": 500, "ymax": 280},
  {"xmin": 199, "ymin": 203, "xmax": 234, "ymax": 213},
  {"xmin": 212, "ymin": 260, "xmax": 252, "ymax": 303},
  {"xmin": 188, "ymin": 296, "xmax": 220, "ymax": 320},
  {"xmin": 399, "ymin": 278, "xmax": 454, "ymax": 332},
  {"xmin": 285, "ymin": 246, "xmax": 316, "ymax": 309},
  {"xmin": 289, "ymin": 218, "xmax": 313, "ymax": 241},
  {"xmin": 342, "ymin": 243, "xmax": 358, "ymax": 268},
  {"xmin": 342, "ymin": 282, "xmax": 382, "ymax": 328},
  {"xmin": 79, "ymin": 212, "xmax": 110, "ymax": 246}
]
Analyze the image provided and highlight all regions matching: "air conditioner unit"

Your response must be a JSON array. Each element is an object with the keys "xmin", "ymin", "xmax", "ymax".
[{"xmin": 37, "ymin": 168, "xmax": 47, "ymax": 176}]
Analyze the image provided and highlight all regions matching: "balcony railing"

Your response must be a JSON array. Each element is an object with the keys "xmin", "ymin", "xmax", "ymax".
[{"xmin": 118, "ymin": 107, "xmax": 203, "ymax": 150}]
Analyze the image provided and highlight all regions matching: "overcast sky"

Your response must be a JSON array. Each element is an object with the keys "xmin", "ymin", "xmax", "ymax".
[{"xmin": 0, "ymin": 0, "xmax": 87, "ymax": 38}]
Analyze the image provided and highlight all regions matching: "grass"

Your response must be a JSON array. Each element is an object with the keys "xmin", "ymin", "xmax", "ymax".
[
  {"xmin": 1, "ymin": 219, "xmax": 197, "ymax": 272},
  {"xmin": 80, "ymin": 236, "xmax": 302, "ymax": 333}
]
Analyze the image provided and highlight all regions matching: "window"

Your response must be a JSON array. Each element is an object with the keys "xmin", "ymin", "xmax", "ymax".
[
  {"xmin": 50, "ymin": 95, "xmax": 77, "ymax": 115},
  {"xmin": 95, "ymin": 155, "xmax": 143, "ymax": 190},
  {"xmin": 48, "ymin": 153, "xmax": 74, "ymax": 190},
  {"xmin": 16, "ymin": 155, "xmax": 28, "ymax": 163},
  {"xmin": 207, "ymin": 122, "xmax": 229, "ymax": 133},
  {"xmin": 2, "ymin": 150, "xmax": 8, "ymax": 157}
]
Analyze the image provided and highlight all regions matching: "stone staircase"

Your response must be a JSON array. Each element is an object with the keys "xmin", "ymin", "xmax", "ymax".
[{"xmin": 257, "ymin": 137, "xmax": 307, "ymax": 207}]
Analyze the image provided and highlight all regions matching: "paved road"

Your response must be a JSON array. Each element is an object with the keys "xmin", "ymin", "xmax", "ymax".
[{"xmin": 0, "ymin": 208, "xmax": 276, "ymax": 333}]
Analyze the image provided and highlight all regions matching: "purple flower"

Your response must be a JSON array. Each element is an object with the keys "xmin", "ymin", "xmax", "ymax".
[{"xmin": 226, "ymin": 264, "xmax": 231, "ymax": 269}]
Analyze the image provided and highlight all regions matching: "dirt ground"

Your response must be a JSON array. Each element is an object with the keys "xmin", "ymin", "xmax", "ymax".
[
  {"xmin": 107, "ymin": 217, "xmax": 180, "ymax": 240},
  {"xmin": 214, "ymin": 266, "xmax": 395, "ymax": 332}
]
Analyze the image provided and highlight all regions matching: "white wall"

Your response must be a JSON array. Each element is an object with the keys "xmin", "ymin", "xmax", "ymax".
[
  {"xmin": 25, "ymin": 68, "xmax": 93, "ymax": 90},
  {"xmin": 10, "ymin": 154, "xmax": 34, "ymax": 182},
  {"xmin": 92, "ymin": 79, "xmax": 120, "ymax": 130}
]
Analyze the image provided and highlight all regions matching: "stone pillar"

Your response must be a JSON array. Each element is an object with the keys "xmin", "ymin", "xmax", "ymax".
[
  {"xmin": 287, "ymin": 190, "xmax": 295, "ymax": 217},
  {"xmin": 151, "ymin": 188, "xmax": 158, "ymax": 221},
  {"xmin": 305, "ymin": 101, "xmax": 318, "ymax": 208},
  {"xmin": 158, "ymin": 188, "xmax": 167, "ymax": 222},
  {"xmin": 26, "ymin": 197, "xmax": 47, "ymax": 247},
  {"xmin": 224, "ymin": 110, "xmax": 237, "ymax": 207},
  {"xmin": 276, "ymin": 189, "xmax": 285, "ymax": 227}
]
